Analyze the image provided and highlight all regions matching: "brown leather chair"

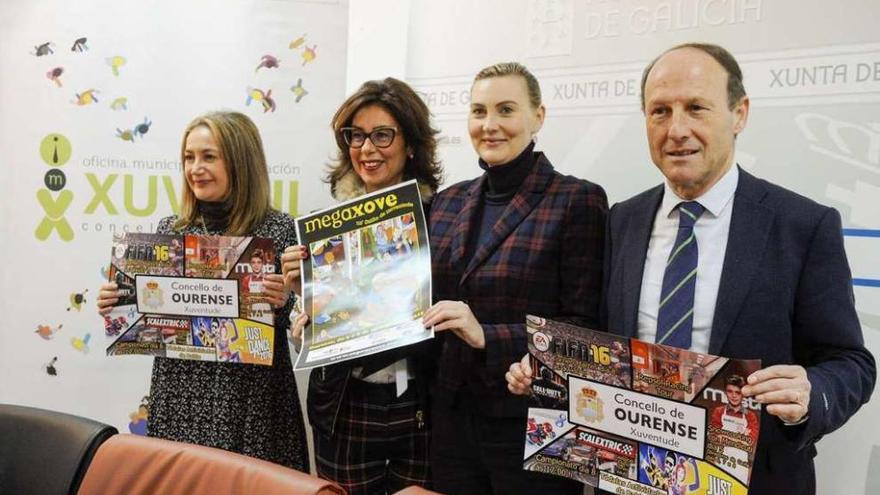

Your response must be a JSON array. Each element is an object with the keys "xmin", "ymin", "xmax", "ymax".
[
  {"xmin": 0, "ymin": 403, "xmax": 117, "ymax": 495},
  {"xmin": 77, "ymin": 434, "xmax": 345, "ymax": 495},
  {"xmin": 393, "ymin": 487, "xmax": 443, "ymax": 495}
]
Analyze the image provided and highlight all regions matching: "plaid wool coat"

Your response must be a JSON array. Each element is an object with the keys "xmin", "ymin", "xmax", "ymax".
[{"xmin": 429, "ymin": 152, "xmax": 608, "ymax": 416}]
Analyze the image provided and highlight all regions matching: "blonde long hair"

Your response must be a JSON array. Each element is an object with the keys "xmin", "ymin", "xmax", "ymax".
[{"xmin": 174, "ymin": 111, "xmax": 272, "ymax": 235}]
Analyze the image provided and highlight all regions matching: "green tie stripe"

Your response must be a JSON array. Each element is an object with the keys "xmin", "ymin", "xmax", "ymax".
[
  {"xmin": 658, "ymin": 267, "xmax": 697, "ymax": 309},
  {"xmin": 667, "ymin": 232, "xmax": 695, "ymax": 265},
  {"xmin": 657, "ymin": 308, "xmax": 694, "ymax": 344}
]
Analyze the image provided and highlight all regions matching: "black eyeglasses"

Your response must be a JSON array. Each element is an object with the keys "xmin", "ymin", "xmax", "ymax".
[{"xmin": 340, "ymin": 126, "xmax": 398, "ymax": 148}]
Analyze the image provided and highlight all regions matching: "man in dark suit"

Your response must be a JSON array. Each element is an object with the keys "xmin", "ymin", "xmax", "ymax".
[{"xmin": 508, "ymin": 43, "xmax": 875, "ymax": 494}]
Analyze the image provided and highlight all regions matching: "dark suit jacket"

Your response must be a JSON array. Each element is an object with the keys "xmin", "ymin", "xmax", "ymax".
[
  {"xmin": 430, "ymin": 152, "xmax": 608, "ymax": 416},
  {"xmin": 601, "ymin": 167, "xmax": 875, "ymax": 494}
]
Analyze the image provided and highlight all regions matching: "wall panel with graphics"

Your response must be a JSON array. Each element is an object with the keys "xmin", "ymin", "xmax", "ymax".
[
  {"xmin": 401, "ymin": 1, "xmax": 878, "ymax": 493},
  {"xmin": 0, "ymin": 0, "xmax": 347, "ymax": 439}
]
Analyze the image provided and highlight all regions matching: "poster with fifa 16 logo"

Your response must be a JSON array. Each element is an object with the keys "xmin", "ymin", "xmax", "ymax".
[
  {"xmin": 523, "ymin": 316, "xmax": 761, "ymax": 494},
  {"xmin": 104, "ymin": 233, "xmax": 276, "ymax": 365}
]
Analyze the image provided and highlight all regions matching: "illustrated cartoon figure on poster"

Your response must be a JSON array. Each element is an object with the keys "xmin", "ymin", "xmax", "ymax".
[
  {"xmin": 193, "ymin": 318, "xmax": 216, "ymax": 347},
  {"xmin": 103, "ymin": 315, "xmax": 127, "ymax": 336},
  {"xmin": 641, "ymin": 447, "xmax": 669, "ymax": 489},
  {"xmin": 668, "ymin": 456, "xmax": 700, "ymax": 495},
  {"xmin": 128, "ymin": 395, "xmax": 149, "ymax": 436},
  {"xmin": 555, "ymin": 412, "xmax": 566, "ymax": 427},
  {"xmin": 526, "ymin": 418, "xmax": 555, "ymax": 446},
  {"xmin": 216, "ymin": 319, "xmax": 242, "ymax": 363}
]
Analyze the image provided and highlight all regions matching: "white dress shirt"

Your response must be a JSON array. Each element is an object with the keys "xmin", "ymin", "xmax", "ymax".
[{"xmin": 637, "ymin": 163, "xmax": 739, "ymax": 353}]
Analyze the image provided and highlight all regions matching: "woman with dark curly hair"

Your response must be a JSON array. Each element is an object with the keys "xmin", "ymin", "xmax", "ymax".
[{"xmin": 282, "ymin": 77, "xmax": 442, "ymax": 494}]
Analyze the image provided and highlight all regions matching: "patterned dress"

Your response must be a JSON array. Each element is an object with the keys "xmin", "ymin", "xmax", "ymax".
[{"xmin": 147, "ymin": 209, "xmax": 308, "ymax": 471}]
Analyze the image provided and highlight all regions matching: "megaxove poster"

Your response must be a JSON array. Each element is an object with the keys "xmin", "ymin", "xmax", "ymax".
[
  {"xmin": 293, "ymin": 180, "xmax": 432, "ymax": 370},
  {"xmin": 523, "ymin": 316, "xmax": 761, "ymax": 495},
  {"xmin": 105, "ymin": 233, "xmax": 276, "ymax": 366}
]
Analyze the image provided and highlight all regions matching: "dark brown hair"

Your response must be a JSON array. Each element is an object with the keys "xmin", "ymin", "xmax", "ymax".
[{"xmin": 326, "ymin": 78, "xmax": 442, "ymax": 197}]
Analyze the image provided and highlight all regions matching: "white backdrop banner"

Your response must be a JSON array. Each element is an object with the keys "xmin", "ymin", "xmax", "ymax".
[
  {"xmin": 404, "ymin": 1, "xmax": 879, "ymax": 493},
  {"xmin": 0, "ymin": 0, "xmax": 346, "ymax": 436}
]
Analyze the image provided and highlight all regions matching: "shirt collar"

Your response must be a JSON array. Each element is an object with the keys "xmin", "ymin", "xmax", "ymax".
[{"xmin": 661, "ymin": 159, "xmax": 739, "ymax": 219}]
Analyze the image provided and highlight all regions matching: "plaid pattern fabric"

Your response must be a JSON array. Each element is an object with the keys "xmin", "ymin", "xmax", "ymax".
[
  {"xmin": 314, "ymin": 379, "xmax": 430, "ymax": 495},
  {"xmin": 429, "ymin": 153, "xmax": 608, "ymax": 416}
]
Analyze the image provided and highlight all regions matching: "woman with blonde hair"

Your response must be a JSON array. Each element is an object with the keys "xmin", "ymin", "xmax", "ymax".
[
  {"xmin": 97, "ymin": 111, "xmax": 308, "ymax": 470},
  {"xmin": 424, "ymin": 62, "xmax": 608, "ymax": 494}
]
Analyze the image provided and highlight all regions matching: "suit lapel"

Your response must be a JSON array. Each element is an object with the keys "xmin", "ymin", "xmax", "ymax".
[
  {"xmin": 460, "ymin": 155, "xmax": 554, "ymax": 285},
  {"xmin": 621, "ymin": 186, "xmax": 663, "ymax": 338},
  {"xmin": 709, "ymin": 169, "xmax": 773, "ymax": 354}
]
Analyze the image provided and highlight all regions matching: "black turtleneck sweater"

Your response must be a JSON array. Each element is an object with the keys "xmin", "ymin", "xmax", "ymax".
[
  {"xmin": 468, "ymin": 142, "xmax": 537, "ymax": 260},
  {"xmin": 197, "ymin": 200, "xmax": 231, "ymax": 233}
]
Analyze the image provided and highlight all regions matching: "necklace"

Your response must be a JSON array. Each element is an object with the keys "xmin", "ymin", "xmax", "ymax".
[{"xmin": 198, "ymin": 214, "xmax": 210, "ymax": 234}]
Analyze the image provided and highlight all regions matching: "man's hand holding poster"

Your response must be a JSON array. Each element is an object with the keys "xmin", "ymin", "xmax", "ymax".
[
  {"xmin": 523, "ymin": 316, "xmax": 761, "ymax": 494},
  {"xmin": 293, "ymin": 180, "xmax": 432, "ymax": 370},
  {"xmin": 104, "ymin": 233, "xmax": 276, "ymax": 365}
]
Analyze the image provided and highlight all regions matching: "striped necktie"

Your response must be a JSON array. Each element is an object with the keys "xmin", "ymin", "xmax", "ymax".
[{"xmin": 656, "ymin": 201, "xmax": 705, "ymax": 349}]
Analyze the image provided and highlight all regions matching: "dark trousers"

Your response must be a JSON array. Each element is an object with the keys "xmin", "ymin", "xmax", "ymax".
[
  {"xmin": 431, "ymin": 400, "xmax": 583, "ymax": 495},
  {"xmin": 315, "ymin": 378, "xmax": 430, "ymax": 495}
]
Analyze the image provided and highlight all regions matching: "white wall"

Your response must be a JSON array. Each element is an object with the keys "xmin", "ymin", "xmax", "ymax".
[
  {"xmin": 1, "ymin": 1, "xmax": 877, "ymax": 493},
  {"xmin": 349, "ymin": 1, "xmax": 880, "ymax": 494}
]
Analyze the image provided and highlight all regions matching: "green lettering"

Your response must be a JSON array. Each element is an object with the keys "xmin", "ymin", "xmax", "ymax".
[
  {"xmin": 124, "ymin": 175, "xmax": 157, "ymax": 217},
  {"xmin": 84, "ymin": 173, "xmax": 118, "ymax": 214}
]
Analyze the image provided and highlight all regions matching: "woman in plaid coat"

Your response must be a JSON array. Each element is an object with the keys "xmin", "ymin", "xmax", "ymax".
[{"xmin": 423, "ymin": 62, "xmax": 608, "ymax": 495}]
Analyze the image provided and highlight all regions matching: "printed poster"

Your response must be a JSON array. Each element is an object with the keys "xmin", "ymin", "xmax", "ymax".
[
  {"xmin": 523, "ymin": 316, "xmax": 761, "ymax": 494},
  {"xmin": 104, "ymin": 233, "xmax": 276, "ymax": 365},
  {"xmin": 293, "ymin": 180, "xmax": 432, "ymax": 370}
]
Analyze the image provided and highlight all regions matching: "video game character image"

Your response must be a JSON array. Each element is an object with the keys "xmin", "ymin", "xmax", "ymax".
[
  {"xmin": 641, "ymin": 447, "xmax": 669, "ymax": 489},
  {"xmin": 668, "ymin": 457, "xmax": 700, "ymax": 495},
  {"xmin": 128, "ymin": 395, "xmax": 150, "ymax": 436},
  {"xmin": 103, "ymin": 315, "xmax": 127, "ymax": 336},
  {"xmin": 216, "ymin": 320, "xmax": 242, "ymax": 363}
]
